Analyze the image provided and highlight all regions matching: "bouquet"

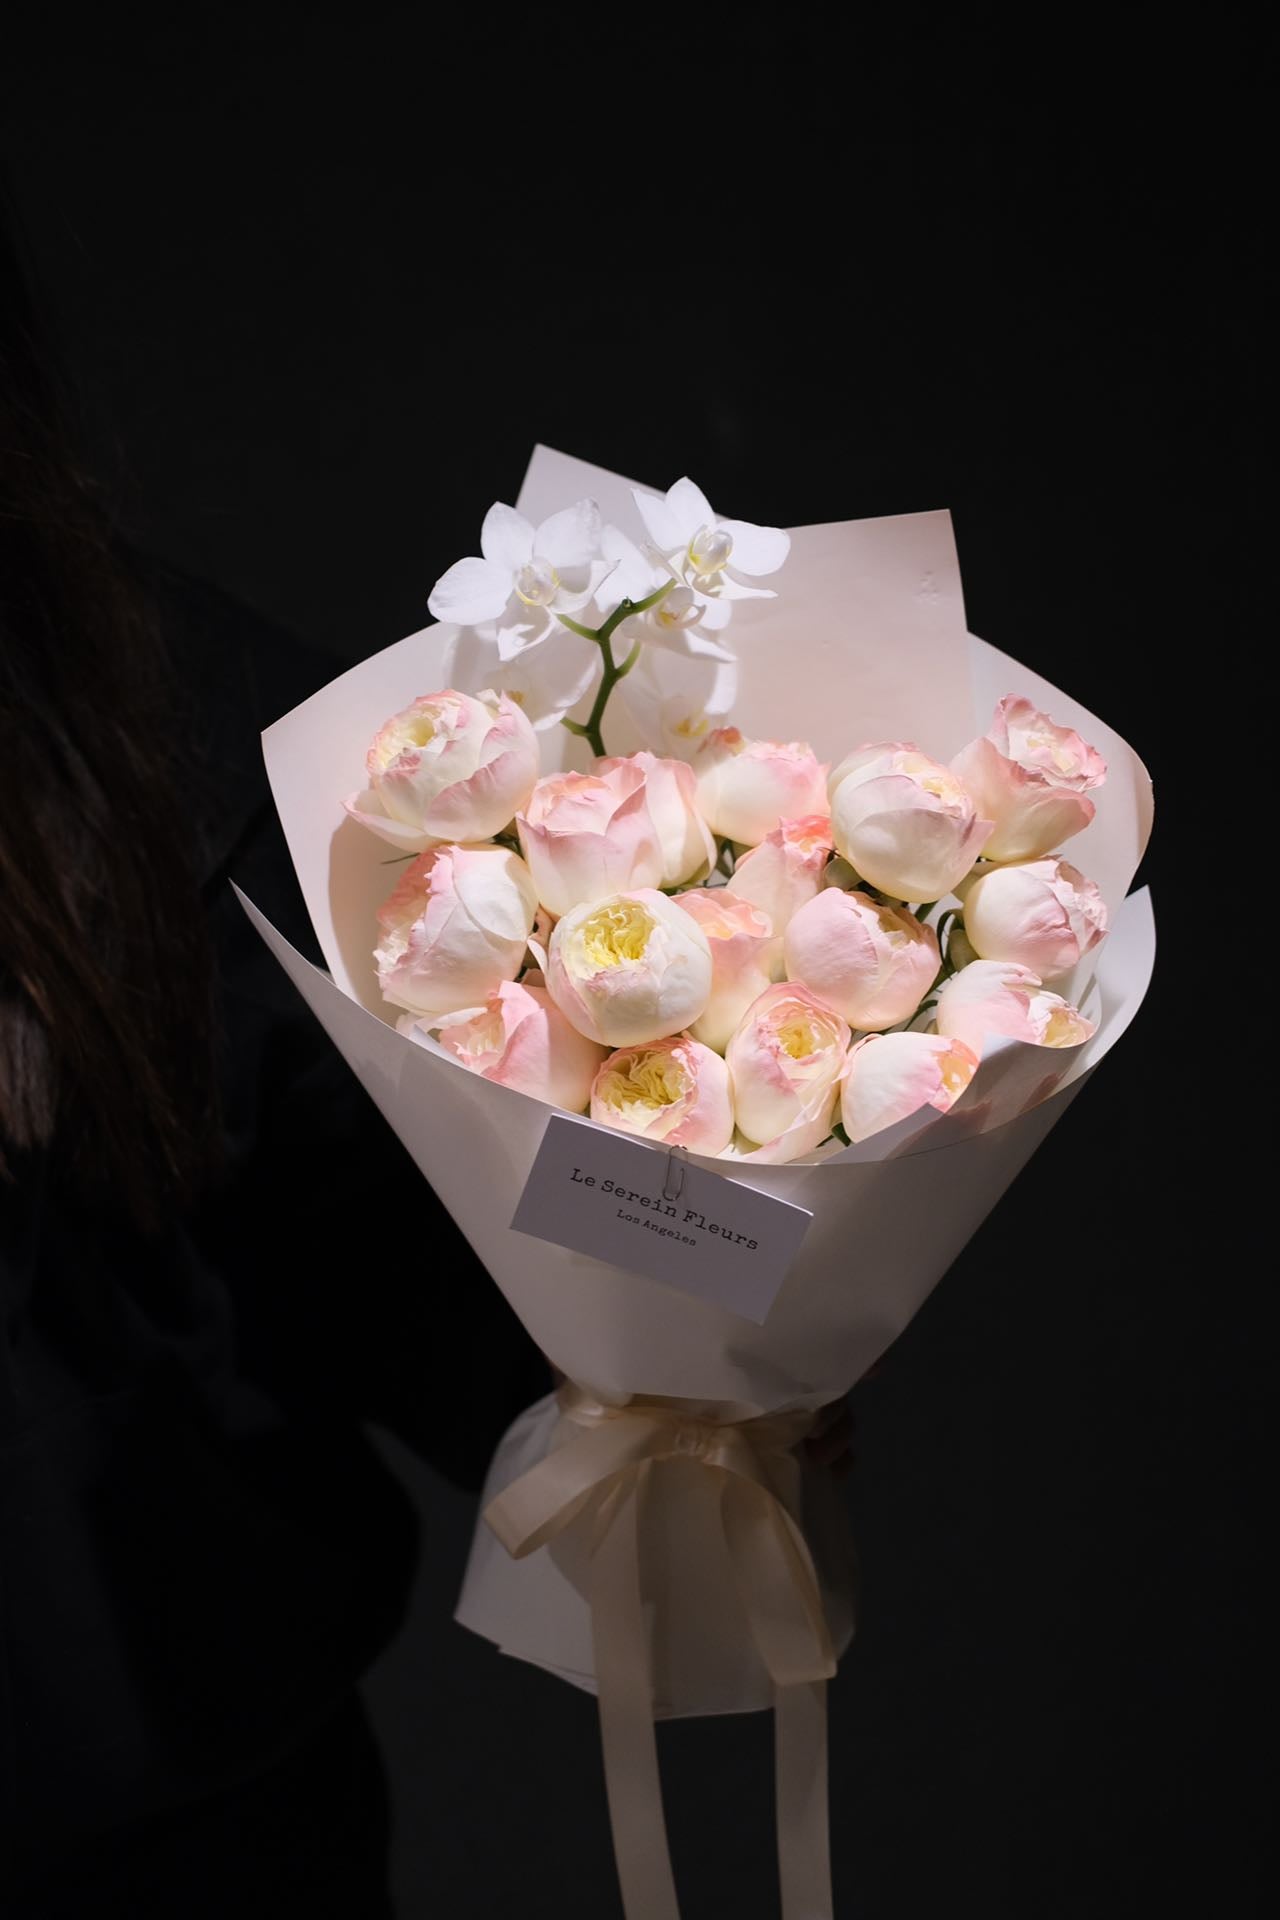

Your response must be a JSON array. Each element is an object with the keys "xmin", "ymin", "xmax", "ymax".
[{"xmin": 243, "ymin": 447, "xmax": 1154, "ymax": 1918}]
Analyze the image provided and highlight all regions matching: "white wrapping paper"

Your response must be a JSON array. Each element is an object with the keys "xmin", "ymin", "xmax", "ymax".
[{"xmin": 244, "ymin": 447, "xmax": 1155, "ymax": 1716}]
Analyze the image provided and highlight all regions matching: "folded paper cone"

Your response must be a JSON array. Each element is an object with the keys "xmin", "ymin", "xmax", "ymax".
[{"xmin": 245, "ymin": 445, "xmax": 1155, "ymax": 1714}]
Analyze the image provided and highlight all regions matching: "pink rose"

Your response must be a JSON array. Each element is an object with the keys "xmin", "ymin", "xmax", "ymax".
[
  {"xmin": 827, "ymin": 742, "xmax": 992, "ymax": 902},
  {"xmin": 374, "ymin": 844, "xmax": 538, "ymax": 1017},
  {"xmin": 962, "ymin": 856, "xmax": 1107, "ymax": 977},
  {"xmin": 783, "ymin": 888, "xmax": 939, "ymax": 1030},
  {"xmin": 597, "ymin": 750, "xmax": 716, "ymax": 889},
  {"xmin": 950, "ymin": 696, "xmax": 1106, "ymax": 863},
  {"xmin": 729, "ymin": 814, "xmax": 834, "ymax": 940},
  {"xmin": 546, "ymin": 890, "xmax": 713, "ymax": 1047},
  {"xmin": 840, "ymin": 1031, "xmax": 979, "ymax": 1143},
  {"xmin": 933, "ymin": 959, "xmax": 1095, "ymax": 1056},
  {"xmin": 591, "ymin": 1035, "xmax": 733, "ymax": 1155},
  {"xmin": 694, "ymin": 729, "xmax": 829, "ymax": 846},
  {"xmin": 516, "ymin": 763, "xmax": 663, "ymax": 918},
  {"xmin": 726, "ymin": 983, "xmax": 850, "ymax": 1161},
  {"xmin": 346, "ymin": 688, "xmax": 539, "ymax": 850},
  {"xmin": 674, "ymin": 889, "xmax": 775, "ymax": 1053},
  {"xmin": 430, "ymin": 978, "xmax": 606, "ymax": 1112}
]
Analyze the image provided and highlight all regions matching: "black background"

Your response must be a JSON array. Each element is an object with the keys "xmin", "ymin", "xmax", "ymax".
[{"xmin": 1, "ymin": 10, "xmax": 1263, "ymax": 1916}]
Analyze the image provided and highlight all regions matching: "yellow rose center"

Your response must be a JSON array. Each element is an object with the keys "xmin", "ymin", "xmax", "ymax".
[
  {"xmin": 1043, "ymin": 1005, "xmax": 1081, "ymax": 1048},
  {"xmin": 776, "ymin": 1010, "xmax": 826, "ymax": 1059},
  {"xmin": 372, "ymin": 708, "xmax": 440, "ymax": 771},
  {"xmin": 899, "ymin": 751, "xmax": 961, "ymax": 804},
  {"xmin": 938, "ymin": 1047, "xmax": 971, "ymax": 1099},
  {"xmin": 459, "ymin": 1006, "xmax": 506, "ymax": 1059},
  {"xmin": 698, "ymin": 901, "xmax": 750, "ymax": 940},
  {"xmin": 596, "ymin": 1049, "xmax": 689, "ymax": 1121},
  {"xmin": 580, "ymin": 899, "xmax": 655, "ymax": 970},
  {"xmin": 873, "ymin": 903, "xmax": 911, "ymax": 944}
]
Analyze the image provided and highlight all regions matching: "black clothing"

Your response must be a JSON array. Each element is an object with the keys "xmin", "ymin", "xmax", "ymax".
[
  {"xmin": 0, "ymin": 573, "xmax": 544, "ymax": 1898},
  {"xmin": 7, "ymin": 1698, "xmax": 394, "ymax": 1919}
]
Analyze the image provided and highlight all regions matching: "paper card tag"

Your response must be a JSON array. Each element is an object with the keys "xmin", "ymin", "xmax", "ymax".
[{"xmin": 510, "ymin": 1113, "xmax": 813, "ymax": 1325}]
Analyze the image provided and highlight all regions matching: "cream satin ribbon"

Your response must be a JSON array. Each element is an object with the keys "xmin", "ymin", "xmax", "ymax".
[{"xmin": 484, "ymin": 1385, "xmax": 838, "ymax": 1920}]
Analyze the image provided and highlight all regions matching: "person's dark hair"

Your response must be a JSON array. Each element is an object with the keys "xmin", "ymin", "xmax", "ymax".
[{"xmin": 0, "ymin": 204, "xmax": 220, "ymax": 1230}]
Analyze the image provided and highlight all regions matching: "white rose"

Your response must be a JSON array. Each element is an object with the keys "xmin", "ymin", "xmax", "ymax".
[
  {"xmin": 346, "ymin": 687, "xmax": 540, "ymax": 851},
  {"xmin": 597, "ymin": 750, "xmax": 715, "ymax": 890},
  {"xmin": 694, "ymin": 730, "xmax": 829, "ymax": 846},
  {"xmin": 374, "ymin": 844, "xmax": 537, "ymax": 1017},
  {"xmin": 962, "ymin": 857, "xmax": 1107, "ymax": 978},
  {"xmin": 828, "ymin": 741, "xmax": 992, "ymax": 901},
  {"xmin": 546, "ymin": 890, "xmax": 713, "ymax": 1048}
]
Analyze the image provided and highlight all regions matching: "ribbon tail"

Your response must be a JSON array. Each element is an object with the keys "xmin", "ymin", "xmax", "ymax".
[
  {"xmin": 775, "ymin": 1680, "xmax": 833, "ymax": 1920},
  {"xmin": 591, "ymin": 1467, "xmax": 681, "ymax": 1920}
]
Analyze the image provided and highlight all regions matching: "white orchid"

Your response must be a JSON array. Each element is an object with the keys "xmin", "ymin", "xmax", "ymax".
[
  {"xmin": 426, "ymin": 477, "xmax": 787, "ymax": 755},
  {"xmin": 444, "ymin": 620, "xmax": 601, "ymax": 732},
  {"xmin": 427, "ymin": 499, "xmax": 613, "ymax": 661},
  {"xmin": 630, "ymin": 476, "xmax": 790, "ymax": 630},
  {"xmin": 595, "ymin": 525, "xmax": 736, "ymax": 664},
  {"xmin": 616, "ymin": 646, "xmax": 739, "ymax": 764}
]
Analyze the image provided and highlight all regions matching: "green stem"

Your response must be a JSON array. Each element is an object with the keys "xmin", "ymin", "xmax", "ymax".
[
  {"xmin": 926, "ymin": 946, "xmax": 960, "ymax": 997},
  {"xmin": 559, "ymin": 581, "xmax": 674, "ymax": 758}
]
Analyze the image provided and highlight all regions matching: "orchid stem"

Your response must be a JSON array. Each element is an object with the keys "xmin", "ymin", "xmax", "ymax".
[{"xmin": 559, "ymin": 581, "xmax": 674, "ymax": 758}]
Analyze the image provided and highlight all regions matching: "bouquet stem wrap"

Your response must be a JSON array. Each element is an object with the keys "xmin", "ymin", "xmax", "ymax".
[{"xmin": 485, "ymin": 1383, "xmax": 836, "ymax": 1920}]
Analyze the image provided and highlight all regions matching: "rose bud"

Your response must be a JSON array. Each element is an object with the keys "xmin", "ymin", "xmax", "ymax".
[
  {"xmin": 546, "ymin": 889, "xmax": 713, "ymax": 1047},
  {"xmin": 950, "ymin": 695, "xmax": 1107, "ymax": 863},
  {"xmin": 591, "ymin": 1035, "xmax": 733, "ymax": 1155},
  {"xmin": 346, "ymin": 688, "xmax": 539, "ymax": 850},
  {"xmin": 962, "ymin": 856, "xmax": 1107, "ymax": 978},
  {"xmin": 933, "ymin": 959, "xmax": 1095, "ymax": 1056},
  {"xmin": 429, "ymin": 978, "xmax": 607, "ymax": 1112},
  {"xmin": 598, "ymin": 750, "xmax": 716, "ymax": 889},
  {"xmin": 729, "ymin": 814, "xmax": 834, "ymax": 940},
  {"xmin": 827, "ymin": 742, "xmax": 992, "ymax": 901},
  {"xmin": 840, "ymin": 1031, "xmax": 979, "ymax": 1143},
  {"xmin": 516, "ymin": 763, "xmax": 664, "ymax": 918},
  {"xmin": 694, "ymin": 729, "xmax": 829, "ymax": 846},
  {"xmin": 726, "ymin": 983, "xmax": 850, "ymax": 1156},
  {"xmin": 674, "ymin": 889, "xmax": 775, "ymax": 1053},
  {"xmin": 374, "ymin": 844, "xmax": 538, "ymax": 1017},
  {"xmin": 783, "ymin": 888, "xmax": 939, "ymax": 1030}
]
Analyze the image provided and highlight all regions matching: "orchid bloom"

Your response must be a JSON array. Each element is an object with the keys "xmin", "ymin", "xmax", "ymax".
[
  {"xmin": 427, "ymin": 499, "xmax": 614, "ymax": 661},
  {"xmin": 443, "ymin": 621, "xmax": 601, "ymax": 732},
  {"xmin": 616, "ymin": 647, "xmax": 740, "ymax": 764},
  {"xmin": 629, "ymin": 476, "xmax": 790, "ymax": 631},
  {"xmin": 595, "ymin": 523, "xmax": 737, "ymax": 664}
]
